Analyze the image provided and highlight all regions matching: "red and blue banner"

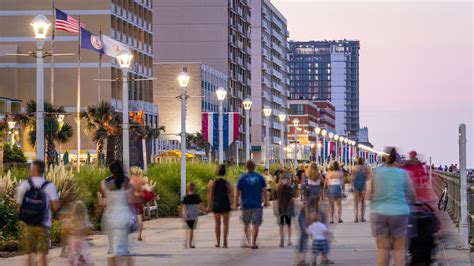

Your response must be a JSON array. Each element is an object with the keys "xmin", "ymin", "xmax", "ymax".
[{"xmin": 202, "ymin": 112, "xmax": 239, "ymax": 151}]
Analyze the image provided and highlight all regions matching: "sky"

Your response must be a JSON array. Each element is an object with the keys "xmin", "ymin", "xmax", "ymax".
[{"xmin": 272, "ymin": 0, "xmax": 474, "ymax": 167}]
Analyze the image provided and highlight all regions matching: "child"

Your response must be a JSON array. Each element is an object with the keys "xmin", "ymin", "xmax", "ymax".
[
  {"xmin": 181, "ymin": 182, "xmax": 202, "ymax": 248},
  {"xmin": 307, "ymin": 212, "xmax": 334, "ymax": 266},
  {"xmin": 64, "ymin": 201, "xmax": 94, "ymax": 266}
]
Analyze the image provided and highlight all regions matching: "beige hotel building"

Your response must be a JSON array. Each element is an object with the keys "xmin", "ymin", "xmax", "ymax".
[{"xmin": 0, "ymin": 0, "xmax": 157, "ymax": 160}]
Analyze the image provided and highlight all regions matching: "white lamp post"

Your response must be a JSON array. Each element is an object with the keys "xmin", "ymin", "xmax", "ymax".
[
  {"xmin": 8, "ymin": 120, "xmax": 16, "ymax": 145},
  {"xmin": 314, "ymin": 127, "xmax": 321, "ymax": 166},
  {"xmin": 31, "ymin": 15, "xmax": 51, "ymax": 161},
  {"xmin": 334, "ymin": 134, "xmax": 339, "ymax": 162},
  {"xmin": 242, "ymin": 98, "xmax": 252, "ymax": 162},
  {"xmin": 328, "ymin": 132, "xmax": 334, "ymax": 161},
  {"xmin": 263, "ymin": 107, "xmax": 272, "ymax": 169},
  {"xmin": 278, "ymin": 114, "xmax": 286, "ymax": 166},
  {"xmin": 321, "ymin": 129, "xmax": 327, "ymax": 173},
  {"xmin": 56, "ymin": 114, "xmax": 65, "ymax": 164},
  {"xmin": 292, "ymin": 118, "xmax": 299, "ymax": 169},
  {"xmin": 216, "ymin": 87, "xmax": 227, "ymax": 164},
  {"xmin": 117, "ymin": 50, "xmax": 133, "ymax": 175},
  {"xmin": 178, "ymin": 68, "xmax": 190, "ymax": 199}
]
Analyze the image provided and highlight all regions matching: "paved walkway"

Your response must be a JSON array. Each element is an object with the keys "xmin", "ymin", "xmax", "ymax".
[{"xmin": 3, "ymin": 188, "xmax": 471, "ymax": 265}]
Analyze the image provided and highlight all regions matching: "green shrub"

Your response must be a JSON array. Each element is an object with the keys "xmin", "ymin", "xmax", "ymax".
[
  {"xmin": 74, "ymin": 165, "xmax": 109, "ymax": 208},
  {"xmin": 3, "ymin": 142, "xmax": 26, "ymax": 163},
  {"xmin": 0, "ymin": 193, "xmax": 21, "ymax": 240},
  {"xmin": 50, "ymin": 219, "xmax": 62, "ymax": 244},
  {"xmin": 0, "ymin": 239, "xmax": 22, "ymax": 252},
  {"xmin": 9, "ymin": 167, "xmax": 29, "ymax": 180}
]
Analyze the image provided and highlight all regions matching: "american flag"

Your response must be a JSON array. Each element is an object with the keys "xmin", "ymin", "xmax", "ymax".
[{"xmin": 55, "ymin": 8, "xmax": 84, "ymax": 35}]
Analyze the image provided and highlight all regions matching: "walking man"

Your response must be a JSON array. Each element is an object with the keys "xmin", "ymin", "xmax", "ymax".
[
  {"xmin": 234, "ymin": 160, "xmax": 268, "ymax": 249},
  {"xmin": 17, "ymin": 160, "xmax": 59, "ymax": 266}
]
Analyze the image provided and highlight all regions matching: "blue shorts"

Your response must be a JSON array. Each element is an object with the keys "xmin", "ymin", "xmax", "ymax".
[
  {"xmin": 312, "ymin": 239, "xmax": 329, "ymax": 256},
  {"xmin": 328, "ymin": 185, "xmax": 342, "ymax": 199}
]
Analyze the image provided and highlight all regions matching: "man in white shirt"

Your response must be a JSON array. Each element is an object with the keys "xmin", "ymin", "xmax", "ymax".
[{"xmin": 16, "ymin": 160, "xmax": 59, "ymax": 266}]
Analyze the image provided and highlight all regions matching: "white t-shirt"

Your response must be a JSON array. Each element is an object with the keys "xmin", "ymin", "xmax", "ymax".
[
  {"xmin": 16, "ymin": 177, "xmax": 59, "ymax": 228},
  {"xmin": 307, "ymin": 221, "xmax": 328, "ymax": 240}
]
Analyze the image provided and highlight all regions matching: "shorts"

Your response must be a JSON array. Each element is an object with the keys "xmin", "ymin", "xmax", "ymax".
[
  {"xmin": 370, "ymin": 213, "xmax": 409, "ymax": 238},
  {"xmin": 279, "ymin": 215, "xmax": 292, "ymax": 226},
  {"xmin": 23, "ymin": 224, "xmax": 50, "ymax": 254},
  {"xmin": 186, "ymin": 220, "xmax": 197, "ymax": 229},
  {"xmin": 328, "ymin": 185, "xmax": 342, "ymax": 199},
  {"xmin": 241, "ymin": 208, "xmax": 263, "ymax": 226},
  {"xmin": 312, "ymin": 239, "xmax": 329, "ymax": 256}
]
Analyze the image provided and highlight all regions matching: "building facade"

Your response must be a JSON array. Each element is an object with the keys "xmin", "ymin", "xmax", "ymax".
[
  {"xmin": 152, "ymin": 0, "xmax": 251, "ymax": 161},
  {"xmin": 313, "ymin": 100, "xmax": 336, "ymax": 131},
  {"xmin": 0, "ymin": 0, "xmax": 157, "ymax": 160},
  {"xmin": 250, "ymin": 0, "xmax": 289, "ymax": 165},
  {"xmin": 288, "ymin": 40, "xmax": 360, "ymax": 139}
]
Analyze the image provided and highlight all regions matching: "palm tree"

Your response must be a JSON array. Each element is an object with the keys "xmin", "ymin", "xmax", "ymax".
[
  {"xmin": 19, "ymin": 101, "xmax": 73, "ymax": 165},
  {"xmin": 80, "ymin": 101, "xmax": 118, "ymax": 166}
]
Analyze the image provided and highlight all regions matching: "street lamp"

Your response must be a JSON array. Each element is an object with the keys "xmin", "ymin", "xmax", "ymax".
[
  {"xmin": 278, "ymin": 114, "xmax": 286, "ymax": 166},
  {"xmin": 321, "ymin": 129, "xmax": 327, "ymax": 173},
  {"xmin": 328, "ymin": 132, "xmax": 334, "ymax": 161},
  {"xmin": 343, "ymin": 138, "xmax": 349, "ymax": 164},
  {"xmin": 216, "ymin": 87, "xmax": 227, "ymax": 164},
  {"xmin": 117, "ymin": 50, "xmax": 133, "ymax": 175},
  {"xmin": 178, "ymin": 68, "xmax": 189, "ymax": 199},
  {"xmin": 242, "ymin": 98, "xmax": 252, "ymax": 162},
  {"xmin": 314, "ymin": 127, "xmax": 321, "ymax": 165},
  {"xmin": 263, "ymin": 107, "xmax": 272, "ymax": 169},
  {"xmin": 31, "ymin": 15, "xmax": 51, "ymax": 161},
  {"xmin": 292, "ymin": 118, "xmax": 299, "ymax": 169},
  {"xmin": 8, "ymin": 120, "xmax": 16, "ymax": 145},
  {"xmin": 55, "ymin": 114, "xmax": 65, "ymax": 164},
  {"xmin": 334, "ymin": 134, "xmax": 339, "ymax": 162}
]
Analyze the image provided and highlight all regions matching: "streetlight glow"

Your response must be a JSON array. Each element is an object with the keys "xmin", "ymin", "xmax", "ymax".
[
  {"xmin": 334, "ymin": 134, "xmax": 339, "ymax": 141},
  {"xmin": 328, "ymin": 132, "xmax": 334, "ymax": 139},
  {"xmin": 263, "ymin": 106, "xmax": 272, "ymax": 117},
  {"xmin": 7, "ymin": 121, "xmax": 16, "ymax": 130},
  {"xmin": 177, "ymin": 69, "xmax": 190, "ymax": 88},
  {"xmin": 315, "ymin": 127, "xmax": 321, "ymax": 135},
  {"xmin": 117, "ymin": 50, "xmax": 133, "ymax": 69},
  {"xmin": 293, "ymin": 118, "xmax": 299, "ymax": 127},
  {"xmin": 321, "ymin": 129, "xmax": 327, "ymax": 137},
  {"xmin": 215, "ymin": 87, "xmax": 227, "ymax": 102},
  {"xmin": 31, "ymin": 15, "xmax": 51, "ymax": 39},
  {"xmin": 242, "ymin": 98, "xmax": 252, "ymax": 110},
  {"xmin": 278, "ymin": 113, "xmax": 286, "ymax": 122}
]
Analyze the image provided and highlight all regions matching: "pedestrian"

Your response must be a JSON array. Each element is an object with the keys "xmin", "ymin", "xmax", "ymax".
[
  {"xmin": 368, "ymin": 147, "xmax": 416, "ymax": 266},
  {"xmin": 263, "ymin": 168, "xmax": 272, "ymax": 200},
  {"xmin": 17, "ymin": 160, "xmax": 59, "ymax": 266},
  {"xmin": 276, "ymin": 173, "xmax": 295, "ymax": 247},
  {"xmin": 324, "ymin": 161, "xmax": 344, "ymax": 223},
  {"xmin": 307, "ymin": 212, "xmax": 334, "ymax": 265},
  {"xmin": 305, "ymin": 162, "xmax": 322, "ymax": 211},
  {"xmin": 63, "ymin": 201, "xmax": 94, "ymax": 266},
  {"xmin": 296, "ymin": 164, "xmax": 305, "ymax": 200},
  {"xmin": 351, "ymin": 157, "xmax": 369, "ymax": 223},
  {"xmin": 207, "ymin": 164, "xmax": 233, "ymax": 248},
  {"xmin": 270, "ymin": 169, "xmax": 282, "ymax": 200},
  {"xmin": 130, "ymin": 166, "xmax": 145, "ymax": 241},
  {"xmin": 234, "ymin": 160, "xmax": 268, "ymax": 249},
  {"xmin": 181, "ymin": 182, "xmax": 203, "ymax": 248},
  {"xmin": 100, "ymin": 161, "xmax": 133, "ymax": 266}
]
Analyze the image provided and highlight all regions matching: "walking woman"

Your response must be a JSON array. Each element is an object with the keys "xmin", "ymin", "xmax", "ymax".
[
  {"xmin": 351, "ymin": 158, "xmax": 369, "ymax": 223},
  {"xmin": 101, "ymin": 161, "xmax": 133, "ymax": 266},
  {"xmin": 368, "ymin": 148, "xmax": 416, "ymax": 266},
  {"xmin": 207, "ymin": 164, "xmax": 233, "ymax": 248},
  {"xmin": 305, "ymin": 162, "xmax": 322, "ymax": 211},
  {"xmin": 324, "ymin": 161, "xmax": 344, "ymax": 224}
]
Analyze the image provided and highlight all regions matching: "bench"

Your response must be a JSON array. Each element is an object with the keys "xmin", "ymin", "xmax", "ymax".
[{"xmin": 144, "ymin": 200, "xmax": 158, "ymax": 221}]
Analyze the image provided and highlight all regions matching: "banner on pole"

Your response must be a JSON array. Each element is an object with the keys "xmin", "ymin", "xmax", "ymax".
[{"xmin": 202, "ymin": 112, "xmax": 239, "ymax": 151}]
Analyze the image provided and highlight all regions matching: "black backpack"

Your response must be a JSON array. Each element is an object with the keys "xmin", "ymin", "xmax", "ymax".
[{"xmin": 19, "ymin": 179, "xmax": 50, "ymax": 225}]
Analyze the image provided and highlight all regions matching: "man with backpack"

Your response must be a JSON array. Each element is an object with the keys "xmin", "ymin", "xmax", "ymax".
[{"xmin": 16, "ymin": 160, "xmax": 59, "ymax": 266}]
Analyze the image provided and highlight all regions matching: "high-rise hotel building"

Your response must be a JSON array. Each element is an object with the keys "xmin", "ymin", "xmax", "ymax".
[
  {"xmin": 0, "ymin": 0, "xmax": 158, "ymax": 159},
  {"xmin": 153, "ymin": 0, "xmax": 251, "ymax": 160},
  {"xmin": 288, "ymin": 40, "xmax": 360, "ymax": 139},
  {"xmin": 250, "ymin": 0, "xmax": 289, "ymax": 164}
]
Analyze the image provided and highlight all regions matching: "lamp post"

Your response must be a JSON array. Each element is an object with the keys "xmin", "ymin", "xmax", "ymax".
[
  {"xmin": 321, "ymin": 129, "xmax": 327, "ymax": 173},
  {"xmin": 292, "ymin": 118, "xmax": 299, "ymax": 169},
  {"xmin": 216, "ymin": 87, "xmax": 227, "ymax": 164},
  {"xmin": 314, "ymin": 127, "xmax": 321, "ymax": 165},
  {"xmin": 328, "ymin": 132, "xmax": 334, "ymax": 161},
  {"xmin": 31, "ymin": 15, "xmax": 51, "ymax": 161},
  {"xmin": 278, "ymin": 114, "xmax": 286, "ymax": 166},
  {"xmin": 242, "ymin": 98, "xmax": 252, "ymax": 162},
  {"xmin": 351, "ymin": 141, "xmax": 356, "ymax": 167},
  {"xmin": 343, "ymin": 138, "xmax": 349, "ymax": 165},
  {"xmin": 263, "ymin": 107, "xmax": 272, "ymax": 169},
  {"xmin": 8, "ymin": 120, "xmax": 16, "ymax": 145},
  {"xmin": 177, "ymin": 68, "xmax": 190, "ymax": 199},
  {"xmin": 117, "ymin": 50, "xmax": 133, "ymax": 174},
  {"xmin": 56, "ymin": 114, "xmax": 65, "ymax": 164},
  {"xmin": 334, "ymin": 134, "xmax": 339, "ymax": 162}
]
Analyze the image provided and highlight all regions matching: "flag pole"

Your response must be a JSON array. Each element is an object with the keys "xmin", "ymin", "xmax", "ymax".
[
  {"xmin": 98, "ymin": 25, "xmax": 102, "ymax": 102},
  {"xmin": 51, "ymin": 0, "xmax": 55, "ymax": 105},
  {"xmin": 76, "ymin": 16, "xmax": 81, "ymax": 172}
]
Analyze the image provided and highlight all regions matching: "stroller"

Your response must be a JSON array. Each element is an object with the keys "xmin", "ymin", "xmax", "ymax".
[{"xmin": 408, "ymin": 203, "xmax": 440, "ymax": 266}]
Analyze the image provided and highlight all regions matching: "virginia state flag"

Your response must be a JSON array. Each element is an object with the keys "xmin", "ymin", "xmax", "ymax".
[
  {"xmin": 80, "ymin": 27, "xmax": 103, "ymax": 54},
  {"xmin": 101, "ymin": 34, "xmax": 131, "ymax": 58}
]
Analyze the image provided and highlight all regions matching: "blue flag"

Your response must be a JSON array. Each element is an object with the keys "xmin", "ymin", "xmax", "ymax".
[{"xmin": 80, "ymin": 27, "xmax": 104, "ymax": 54}]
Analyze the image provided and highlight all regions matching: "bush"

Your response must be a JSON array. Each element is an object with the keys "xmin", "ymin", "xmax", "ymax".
[
  {"xmin": 50, "ymin": 219, "xmax": 62, "ymax": 244},
  {"xmin": 0, "ymin": 193, "xmax": 21, "ymax": 240},
  {"xmin": 0, "ymin": 239, "xmax": 22, "ymax": 252},
  {"xmin": 74, "ymin": 165, "xmax": 109, "ymax": 208},
  {"xmin": 8, "ymin": 167, "xmax": 29, "ymax": 180},
  {"xmin": 3, "ymin": 142, "xmax": 26, "ymax": 164}
]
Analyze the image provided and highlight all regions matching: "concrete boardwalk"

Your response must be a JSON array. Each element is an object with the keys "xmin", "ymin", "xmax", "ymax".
[{"xmin": 3, "ymin": 192, "xmax": 471, "ymax": 265}]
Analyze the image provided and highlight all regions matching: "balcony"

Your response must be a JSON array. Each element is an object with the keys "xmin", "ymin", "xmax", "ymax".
[
  {"xmin": 272, "ymin": 16, "xmax": 284, "ymax": 30},
  {"xmin": 263, "ymin": 76, "xmax": 271, "ymax": 86},
  {"xmin": 273, "ymin": 82, "xmax": 284, "ymax": 93},
  {"xmin": 272, "ymin": 70, "xmax": 283, "ymax": 80},
  {"xmin": 273, "ymin": 95, "xmax": 284, "ymax": 106},
  {"xmin": 272, "ymin": 43, "xmax": 284, "ymax": 55},
  {"xmin": 273, "ymin": 56, "xmax": 284, "ymax": 68}
]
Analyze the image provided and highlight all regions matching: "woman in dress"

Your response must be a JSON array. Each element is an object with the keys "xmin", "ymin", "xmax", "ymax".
[
  {"xmin": 100, "ymin": 161, "xmax": 133, "ymax": 266},
  {"xmin": 324, "ymin": 161, "xmax": 345, "ymax": 223},
  {"xmin": 305, "ymin": 162, "xmax": 322, "ymax": 211},
  {"xmin": 207, "ymin": 164, "xmax": 233, "ymax": 248},
  {"xmin": 369, "ymin": 148, "xmax": 416, "ymax": 266},
  {"xmin": 351, "ymin": 157, "xmax": 369, "ymax": 223}
]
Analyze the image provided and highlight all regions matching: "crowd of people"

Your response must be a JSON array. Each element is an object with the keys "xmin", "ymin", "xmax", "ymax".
[{"xmin": 15, "ymin": 146, "xmax": 440, "ymax": 266}]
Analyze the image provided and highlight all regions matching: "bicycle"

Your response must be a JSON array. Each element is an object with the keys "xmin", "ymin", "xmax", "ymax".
[{"xmin": 437, "ymin": 184, "xmax": 448, "ymax": 211}]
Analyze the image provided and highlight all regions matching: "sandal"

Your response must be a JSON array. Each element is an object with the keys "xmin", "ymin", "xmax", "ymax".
[
  {"xmin": 215, "ymin": 244, "xmax": 220, "ymax": 248},
  {"xmin": 251, "ymin": 245, "xmax": 259, "ymax": 249}
]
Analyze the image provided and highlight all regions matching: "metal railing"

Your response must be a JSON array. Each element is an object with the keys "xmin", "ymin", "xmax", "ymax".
[{"xmin": 432, "ymin": 170, "xmax": 461, "ymax": 224}]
